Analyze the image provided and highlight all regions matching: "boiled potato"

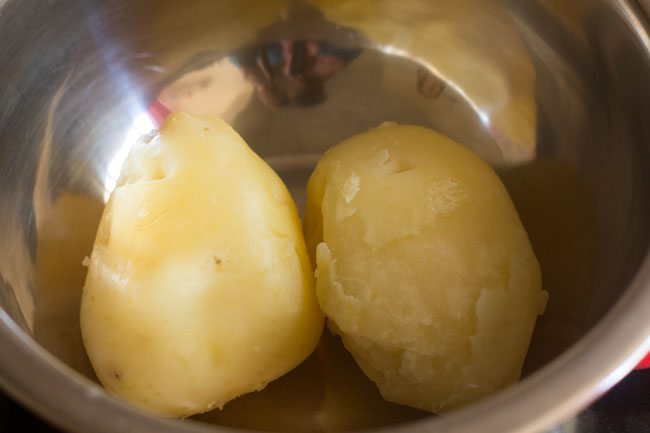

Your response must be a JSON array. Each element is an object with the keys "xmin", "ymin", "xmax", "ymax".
[
  {"xmin": 81, "ymin": 113, "xmax": 323, "ymax": 417},
  {"xmin": 305, "ymin": 123, "xmax": 547, "ymax": 413}
]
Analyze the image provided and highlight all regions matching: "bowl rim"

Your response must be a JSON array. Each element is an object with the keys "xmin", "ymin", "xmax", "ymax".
[{"xmin": 1, "ymin": 0, "xmax": 650, "ymax": 432}]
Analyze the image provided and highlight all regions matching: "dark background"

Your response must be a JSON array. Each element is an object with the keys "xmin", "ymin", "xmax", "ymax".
[{"xmin": 1, "ymin": 369, "xmax": 650, "ymax": 433}]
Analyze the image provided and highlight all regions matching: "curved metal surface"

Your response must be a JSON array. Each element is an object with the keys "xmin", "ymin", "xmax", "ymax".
[{"xmin": 0, "ymin": 0, "xmax": 650, "ymax": 432}]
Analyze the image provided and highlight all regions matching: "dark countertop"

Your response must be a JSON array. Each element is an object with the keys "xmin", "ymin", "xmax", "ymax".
[{"xmin": 2, "ymin": 369, "xmax": 650, "ymax": 433}]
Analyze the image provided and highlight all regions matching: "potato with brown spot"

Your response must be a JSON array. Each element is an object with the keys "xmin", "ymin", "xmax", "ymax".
[{"xmin": 81, "ymin": 113, "xmax": 323, "ymax": 417}]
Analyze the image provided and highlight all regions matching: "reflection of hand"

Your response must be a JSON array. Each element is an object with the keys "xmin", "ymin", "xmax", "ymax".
[
  {"xmin": 232, "ymin": 39, "xmax": 360, "ymax": 107},
  {"xmin": 288, "ymin": 40, "xmax": 348, "ymax": 82}
]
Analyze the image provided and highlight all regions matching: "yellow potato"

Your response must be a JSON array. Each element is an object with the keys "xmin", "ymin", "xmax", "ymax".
[
  {"xmin": 306, "ymin": 123, "xmax": 547, "ymax": 413},
  {"xmin": 81, "ymin": 113, "xmax": 323, "ymax": 417}
]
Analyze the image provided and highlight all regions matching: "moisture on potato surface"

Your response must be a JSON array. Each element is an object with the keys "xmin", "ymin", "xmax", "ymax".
[
  {"xmin": 305, "ymin": 123, "xmax": 547, "ymax": 413},
  {"xmin": 81, "ymin": 113, "xmax": 324, "ymax": 417}
]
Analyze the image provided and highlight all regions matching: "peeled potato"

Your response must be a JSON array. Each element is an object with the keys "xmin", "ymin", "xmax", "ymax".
[
  {"xmin": 81, "ymin": 113, "xmax": 323, "ymax": 417},
  {"xmin": 305, "ymin": 123, "xmax": 546, "ymax": 413}
]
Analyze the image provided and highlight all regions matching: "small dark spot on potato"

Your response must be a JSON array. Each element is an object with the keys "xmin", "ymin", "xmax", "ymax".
[
  {"xmin": 142, "ymin": 130, "xmax": 159, "ymax": 144},
  {"xmin": 203, "ymin": 127, "xmax": 210, "ymax": 132},
  {"xmin": 111, "ymin": 371, "xmax": 122, "ymax": 381},
  {"xmin": 214, "ymin": 257, "xmax": 222, "ymax": 266},
  {"xmin": 391, "ymin": 160, "xmax": 417, "ymax": 174}
]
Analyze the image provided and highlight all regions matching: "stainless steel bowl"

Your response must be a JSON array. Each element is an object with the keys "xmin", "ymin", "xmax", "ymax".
[{"xmin": 1, "ymin": 1, "xmax": 650, "ymax": 432}]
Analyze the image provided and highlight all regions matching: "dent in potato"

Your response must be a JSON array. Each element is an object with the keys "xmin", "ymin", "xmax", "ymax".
[
  {"xmin": 306, "ymin": 123, "xmax": 546, "ymax": 413},
  {"xmin": 81, "ymin": 113, "xmax": 323, "ymax": 417}
]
